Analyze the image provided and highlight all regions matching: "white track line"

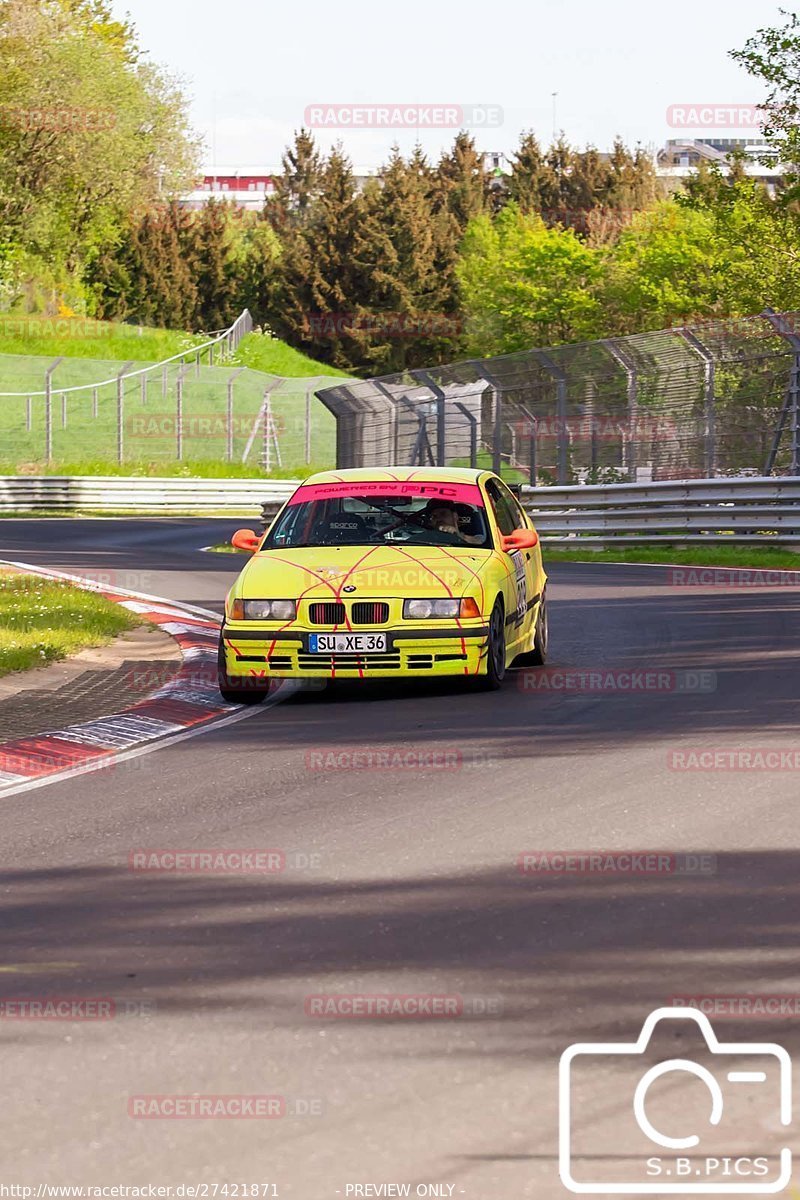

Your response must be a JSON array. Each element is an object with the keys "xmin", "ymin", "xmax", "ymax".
[{"xmin": 0, "ymin": 560, "xmax": 294, "ymax": 799}]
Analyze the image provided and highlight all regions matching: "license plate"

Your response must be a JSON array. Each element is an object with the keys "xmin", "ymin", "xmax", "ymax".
[{"xmin": 308, "ymin": 633, "xmax": 388, "ymax": 654}]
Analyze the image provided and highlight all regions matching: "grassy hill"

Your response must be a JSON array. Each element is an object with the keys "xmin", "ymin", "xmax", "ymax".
[
  {"xmin": 0, "ymin": 314, "xmax": 350, "ymax": 378},
  {"xmin": 0, "ymin": 317, "xmax": 351, "ymax": 476}
]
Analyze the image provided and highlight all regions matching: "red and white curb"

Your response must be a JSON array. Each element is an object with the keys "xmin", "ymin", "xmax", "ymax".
[{"xmin": 0, "ymin": 562, "xmax": 282, "ymax": 795}]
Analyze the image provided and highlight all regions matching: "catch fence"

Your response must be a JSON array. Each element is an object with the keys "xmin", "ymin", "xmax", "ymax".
[{"xmin": 316, "ymin": 309, "xmax": 800, "ymax": 482}]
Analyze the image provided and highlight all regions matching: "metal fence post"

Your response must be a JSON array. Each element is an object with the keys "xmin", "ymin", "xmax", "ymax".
[
  {"xmin": 535, "ymin": 351, "xmax": 568, "ymax": 484},
  {"xmin": 371, "ymin": 380, "xmax": 406, "ymax": 466},
  {"xmin": 44, "ymin": 358, "xmax": 63, "ymax": 463},
  {"xmin": 513, "ymin": 403, "xmax": 539, "ymax": 485},
  {"xmin": 677, "ymin": 328, "xmax": 716, "ymax": 477},
  {"xmin": 92, "ymin": 388, "xmax": 98, "ymax": 418},
  {"xmin": 175, "ymin": 364, "xmax": 191, "ymax": 461},
  {"xmin": 412, "ymin": 370, "xmax": 447, "ymax": 466},
  {"xmin": 116, "ymin": 361, "xmax": 134, "ymax": 464},
  {"xmin": 305, "ymin": 383, "xmax": 313, "ymax": 464},
  {"xmin": 469, "ymin": 361, "xmax": 504, "ymax": 475},
  {"xmin": 604, "ymin": 339, "xmax": 638, "ymax": 480},
  {"xmin": 454, "ymin": 402, "xmax": 478, "ymax": 468},
  {"xmin": 761, "ymin": 307, "xmax": 800, "ymax": 475},
  {"xmin": 226, "ymin": 368, "xmax": 244, "ymax": 463}
]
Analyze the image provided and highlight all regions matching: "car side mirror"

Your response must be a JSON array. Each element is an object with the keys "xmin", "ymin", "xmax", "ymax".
[
  {"xmin": 231, "ymin": 528, "xmax": 261, "ymax": 553},
  {"xmin": 500, "ymin": 527, "xmax": 538, "ymax": 552}
]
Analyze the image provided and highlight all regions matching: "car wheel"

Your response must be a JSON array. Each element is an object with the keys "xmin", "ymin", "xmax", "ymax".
[
  {"xmin": 478, "ymin": 599, "xmax": 506, "ymax": 691},
  {"xmin": 217, "ymin": 638, "xmax": 270, "ymax": 705},
  {"xmin": 513, "ymin": 590, "xmax": 548, "ymax": 667}
]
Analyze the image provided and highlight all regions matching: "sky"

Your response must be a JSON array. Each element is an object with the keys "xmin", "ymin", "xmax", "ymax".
[{"xmin": 112, "ymin": 0, "xmax": 787, "ymax": 174}]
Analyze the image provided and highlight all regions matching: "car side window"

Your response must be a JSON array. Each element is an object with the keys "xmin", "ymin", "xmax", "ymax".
[
  {"xmin": 485, "ymin": 480, "xmax": 517, "ymax": 537},
  {"xmin": 497, "ymin": 481, "xmax": 528, "ymax": 529}
]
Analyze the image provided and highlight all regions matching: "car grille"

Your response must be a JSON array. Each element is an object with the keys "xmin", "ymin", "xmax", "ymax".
[
  {"xmin": 309, "ymin": 602, "xmax": 346, "ymax": 625},
  {"xmin": 297, "ymin": 653, "xmax": 402, "ymax": 671},
  {"xmin": 351, "ymin": 601, "xmax": 389, "ymax": 624},
  {"xmin": 308, "ymin": 600, "xmax": 390, "ymax": 626}
]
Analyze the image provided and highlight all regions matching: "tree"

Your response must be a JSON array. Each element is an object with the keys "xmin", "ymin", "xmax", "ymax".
[
  {"xmin": 266, "ymin": 127, "xmax": 324, "ymax": 231},
  {"xmin": 679, "ymin": 178, "xmax": 800, "ymax": 316},
  {"xmin": 91, "ymin": 202, "xmax": 198, "ymax": 327},
  {"xmin": 457, "ymin": 203, "xmax": 604, "ymax": 354},
  {"xmin": 434, "ymin": 132, "xmax": 488, "ymax": 232},
  {"xmin": 191, "ymin": 199, "xmax": 242, "ymax": 330},
  {"xmin": 508, "ymin": 131, "xmax": 548, "ymax": 214},
  {"xmin": 0, "ymin": 0, "xmax": 200, "ymax": 311},
  {"xmin": 352, "ymin": 147, "xmax": 460, "ymax": 373},
  {"xmin": 235, "ymin": 216, "xmax": 282, "ymax": 329},
  {"xmin": 600, "ymin": 201, "xmax": 723, "ymax": 331},
  {"xmin": 273, "ymin": 145, "xmax": 365, "ymax": 368},
  {"xmin": 730, "ymin": 11, "xmax": 800, "ymax": 182}
]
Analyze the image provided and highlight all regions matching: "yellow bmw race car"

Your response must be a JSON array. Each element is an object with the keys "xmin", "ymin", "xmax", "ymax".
[{"xmin": 218, "ymin": 467, "xmax": 547, "ymax": 701}]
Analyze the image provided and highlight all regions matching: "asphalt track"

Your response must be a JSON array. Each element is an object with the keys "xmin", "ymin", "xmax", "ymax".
[{"xmin": 1, "ymin": 519, "xmax": 800, "ymax": 1197}]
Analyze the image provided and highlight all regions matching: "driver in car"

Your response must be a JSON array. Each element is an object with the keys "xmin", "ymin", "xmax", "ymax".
[{"xmin": 422, "ymin": 501, "xmax": 483, "ymax": 545}]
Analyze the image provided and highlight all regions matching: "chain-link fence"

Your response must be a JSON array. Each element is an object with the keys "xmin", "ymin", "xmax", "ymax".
[
  {"xmin": 0, "ymin": 310, "xmax": 344, "ymax": 473},
  {"xmin": 316, "ymin": 309, "xmax": 800, "ymax": 482}
]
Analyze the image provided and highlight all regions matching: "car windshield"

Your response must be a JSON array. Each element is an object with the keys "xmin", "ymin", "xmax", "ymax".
[{"xmin": 262, "ymin": 482, "xmax": 492, "ymax": 550}]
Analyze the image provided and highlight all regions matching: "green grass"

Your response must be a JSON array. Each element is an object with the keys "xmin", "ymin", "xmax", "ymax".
[
  {"xmin": 542, "ymin": 544, "xmax": 800, "ymax": 569},
  {"xmin": 232, "ymin": 332, "xmax": 351, "ymax": 379},
  {"xmin": 0, "ymin": 460, "xmax": 316, "ymax": 479},
  {"xmin": 0, "ymin": 315, "xmax": 349, "ymax": 378},
  {"xmin": 451, "ymin": 451, "xmax": 528, "ymax": 484},
  {"xmin": 0, "ymin": 314, "xmax": 208, "ymax": 361},
  {"xmin": 0, "ymin": 572, "xmax": 141, "ymax": 676}
]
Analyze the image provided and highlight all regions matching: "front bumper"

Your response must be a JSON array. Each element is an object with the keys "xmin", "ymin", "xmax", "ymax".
[{"xmin": 220, "ymin": 623, "xmax": 490, "ymax": 678}]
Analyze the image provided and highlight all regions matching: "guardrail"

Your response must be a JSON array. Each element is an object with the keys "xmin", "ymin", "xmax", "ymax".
[
  {"xmin": 1, "ymin": 475, "xmax": 799, "ymax": 544},
  {"xmin": 523, "ymin": 477, "xmax": 800, "ymax": 543},
  {"xmin": 0, "ymin": 476, "xmax": 294, "ymax": 514}
]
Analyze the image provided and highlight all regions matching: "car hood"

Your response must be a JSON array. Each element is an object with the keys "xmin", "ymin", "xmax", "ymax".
[{"xmin": 237, "ymin": 544, "xmax": 494, "ymax": 600}]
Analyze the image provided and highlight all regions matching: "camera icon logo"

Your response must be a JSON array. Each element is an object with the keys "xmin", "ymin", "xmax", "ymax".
[{"xmin": 559, "ymin": 1006, "xmax": 792, "ymax": 1194}]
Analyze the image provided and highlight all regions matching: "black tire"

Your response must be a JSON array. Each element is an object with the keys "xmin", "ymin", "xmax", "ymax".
[
  {"xmin": 513, "ymin": 590, "xmax": 548, "ymax": 668},
  {"xmin": 478, "ymin": 598, "xmax": 507, "ymax": 691},
  {"xmin": 217, "ymin": 638, "xmax": 269, "ymax": 705}
]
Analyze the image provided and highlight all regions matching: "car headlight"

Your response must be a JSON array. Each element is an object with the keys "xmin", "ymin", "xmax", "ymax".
[
  {"xmin": 403, "ymin": 598, "xmax": 461, "ymax": 619},
  {"xmin": 231, "ymin": 599, "xmax": 297, "ymax": 621}
]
